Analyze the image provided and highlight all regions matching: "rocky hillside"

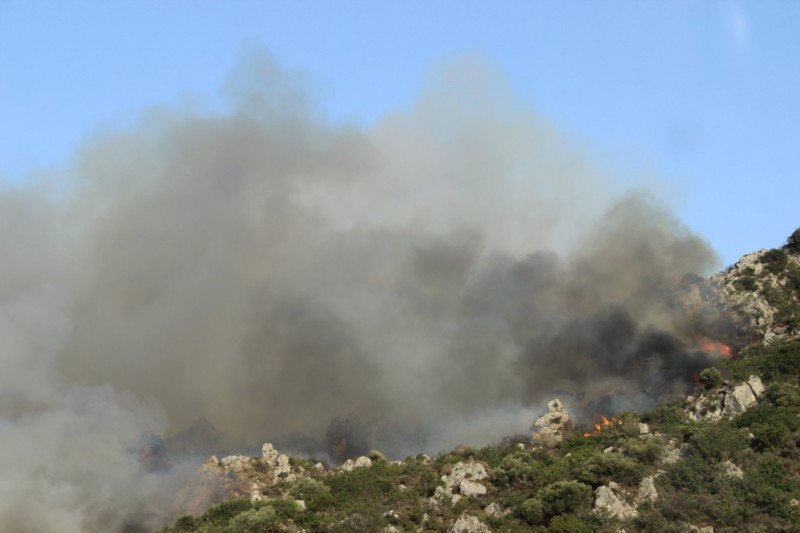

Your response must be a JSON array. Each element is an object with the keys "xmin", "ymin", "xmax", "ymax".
[
  {"xmin": 164, "ymin": 230, "xmax": 800, "ymax": 533},
  {"xmin": 712, "ymin": 228, "xmax": 800, "ymax": 342}
]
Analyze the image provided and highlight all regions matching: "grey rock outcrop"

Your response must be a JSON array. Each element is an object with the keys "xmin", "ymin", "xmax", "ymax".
[
  {"xmin": 484, "ymin": 502, "xmax": 510, "ymax": 518},
  {"xmin": 687, "ymin": 375, "xmax": 765, "ymax": 421},
  {"xmin": 531, "ymin": 399, "xmax": 572, "ymax": 446},
  {"xmin": 434, "ymin": 461, "xmax": 488, "ymax": 505},
  {"xmin": 711, "ymin": 248, "xmax": 800, "ymax": 342},
  {"xmin": 636, "ymin": 475, "xmax": 659, "ymax": 504},
  {"xmin": 720, "ymin": 460, "xmax": 743, "ymax": 479},
  {"xmin": 595, "ymin": 482, "xmax": 638, "ymax": 520},
  {"xmin": 448, "ymin": 514, "xmax": 492, "ymax": 533},
  {"xmin": 339, "ymin": 455, "xmax": 372, "ymax": 472}
]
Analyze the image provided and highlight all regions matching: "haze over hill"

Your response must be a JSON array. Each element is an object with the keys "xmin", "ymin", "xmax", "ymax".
[{"xmin": 0, "ymin": 52, "xmax": 768, "ymax": 531}]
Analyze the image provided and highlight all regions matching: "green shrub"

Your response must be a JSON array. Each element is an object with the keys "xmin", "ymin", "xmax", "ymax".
[
  {"xmin": 225, "ymin": 506, "xmax": 277, "ymax": 532},
  {"xmin": 266, "ymin": 498, "xmax": 302, "ymax": 520},
  {"xmin": 689, "ymin": 421, "xmax": 749, "ymax": 460},
  {"xmin": 743, "ymin": 455, "xmax": 799, "ymax": 518},
  {"xmin": 536, "ymin": 481, "xmax": 593, "ymax": 517},
  {"xmin": 786, "ymin": 227, "xmax": 800, "ymax": 253},
  {"xmin": 724, "ymin": 340, "xmax": 800, "ymax": 381},
  {"xmin": 760, "ymin": 249, "xmax": 789, "ymax": 274},
  {"xmin": 203, "ymin": 499, "xmax": 252, "ymax": 525},
  {"xmin": 288, "ymin": 477, "xmax": 332, "ymax": 510},
  {"xmin": 640, "ymin": 401, "xmax": 691, "ymax": 436},
  {"xmin": 518, "ymin": 498, "xmax": 544, "ymax": 525},
  {"xmin": 734, "ymin": 403, "xmax": 800, "ymax": 450},
  {"xmin": 493, "ymin": 450, "xmax": 563, "ymax": 488},
  {"xmin": 662, "ymin": 454, "xmax": 716, "ymax": 494},
  {"xmin": 172, "ymin": 515, "xmax": 197, "ymax": 531},
  {"xmin": 328, "ymin": 513, "xmax": 382, "ymax": 533},
  {"xmin": 547, "ymin": 513, "xmax": 594, "ymax": 532},
  {"xmin": 575, "ymin": 452, "xmax": 644, "ymax": 487},
  {"xmin": 734, "ymin": 266, "xmax": 758, "ymax": 292},
  {"xmin": 616, "ymin": 436, "xmax": 665, "ymax": 465},
  {"xmin": 699, "ymin": 367, "xmax": 722, "ymax": 388}
]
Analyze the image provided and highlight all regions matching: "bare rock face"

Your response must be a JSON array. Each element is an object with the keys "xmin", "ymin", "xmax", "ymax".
[
  {"xmin": 448, "ymin": 514, "xmax": 492, "ymax": 533},
  {"xmin": 261, "ymin": 442, "xmax": 279, "ymax": 464},
  {"xmin": 636, "ymin": 475, "xmax": 659, "ymax": 504},
  {"xmin": 687, "ymin": 376, "xmax": 765, "ymax": 421},
  {"xmin": 531, "ymin": 399, "xmax": 572, "ymax": 446},
  {"xmin": 173, "ymin": 442, "xmax": 302, "ymax": 517},
  {"xmin": 659, "ymin": 439, "xmax": 684, "ymax": 466},
  {"xmin": 721, "ymin": 460, "xmax": 744, "ymax": 479},
  {"xmin": 722, "ymin": 381, "xmax": 759, "ymax": 417},
  {"xmin": 711, "ymin": 248, "xmax": 800, "ymax": 342},
  {"xmin": 459, "ymin": 480, "xmax": 487, "ymax": 497},
  {"xmin": 433, "ymin": 461, "xmax": 488, "ymax": 504},
  {"xmin": 595, "ymin": 482, "xmax": 638, "ymax": 521},
  {"xmin": 484, "ymin": 502, "xmax": 510, "ymax": 518},
  {"xmin": 339, "ymin": 455, "xmax": 372, "ymax": 472}
]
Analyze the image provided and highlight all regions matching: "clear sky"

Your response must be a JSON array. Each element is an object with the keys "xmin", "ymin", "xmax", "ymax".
[{"xmin": 1, "ymin": 0, "xmax": 798, "ymax": 266}]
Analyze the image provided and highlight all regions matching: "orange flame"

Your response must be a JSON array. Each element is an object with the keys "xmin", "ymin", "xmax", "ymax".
[
  {"xmin": 699, "ymin": 339, "xmax": 733, "ymax": 358},
  {"xmin": 584, "ymin": 415, "xmax": 619, "ymax": 437}
]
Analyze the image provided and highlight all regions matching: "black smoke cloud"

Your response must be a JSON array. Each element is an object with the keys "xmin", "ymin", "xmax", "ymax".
[{"xmin": 0, "ymin": 51, "xmax": 731, "ymax": 531}]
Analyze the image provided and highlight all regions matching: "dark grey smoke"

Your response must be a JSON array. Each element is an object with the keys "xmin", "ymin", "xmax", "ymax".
[{"xmin": 0, "ymin": 50, "xmax": 734, "ymax": 531}]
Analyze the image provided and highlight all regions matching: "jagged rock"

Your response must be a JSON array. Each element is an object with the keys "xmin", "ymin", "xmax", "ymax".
[
  {"xmin": 723, "ymin": 381, "xmax": 758, "ymax": 417},
  {"xmin": 273, "ymin": 454, "xmax": 294, "ymax": 482},
  {"xmin": 686, "ymin": 393, "xmax": 723, "ymax": 422},
  {"xmin": 295, "ymin": 499, "xmax": 306, "ymax": 511},
  {"xmin": 686, "ymin": 525, "xmax": 714, "ymax": 532},
  {"xmin": 636, "ymin": 475, "xmax": 658, "ymax": 504},
  {"xmin": 433, "ymin": 461, "xmax": 488, "ymax": 504},
  {"xmin": 383, "ymin": 527, "xmax": 401, "ymax": 533},
  {"xmin": 747, "ymin": 375, "xmax": 765, "ymax": 397},
  {"xmin": 659, "ymin": 440, "xmax": 684, "ymax": 466},
  {"xmin": 219, "ymin": 455, "xmax": 253, "ymax": 472},
  {"xmin": 687, "ymin": 376, "xmax": 765, "ymax": 421},
  {"xmin": 712, "ymin": 248, "xmax": 800, "ymax": 342},
  {"xmin": 261, "ymin": 442, "xmax": 279, "ymax": 465},
  {"xmin": 459, "ymin": 480, "xmax": 487, "ymax": 497},
  {"xmin": 720, "ymin": 460, "xmax": 743, "ymax": 479},
  {"xmin": 340, "ymin": 455, "xmax": 372, "ymax": 472},
  {"xmin": 531, "ymin": 399, "xmax": 572, "ymax": 446},
  {"xmin": 314, "ymin": 462, "xmax": 325, "ymax": 471},
  {"xmin": 448, "ymin": 514, "xmax": 492, "ymax": 533},
  {"xmin": 639, "ymin": 423, "xmax": 650, "ymax": 436},
  {"xmin": 484, "ymin": 502, "xmax": 510, "ymax": 518},
  {"xmin": 603, "ymin": 446, "xmax": 614, "ymax": 453},
  {"xmin": 595, "ymin": 483, "xmax": 638, "ymax": 520},
  {"xmin": 249, "ymin": 483, "xmax": 264, "ymax": 503}
]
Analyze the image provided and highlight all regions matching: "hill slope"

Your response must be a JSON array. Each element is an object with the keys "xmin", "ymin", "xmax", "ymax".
[{"xmin": 165, "ymin": 230, "xmax": 800, "ymax": 533}]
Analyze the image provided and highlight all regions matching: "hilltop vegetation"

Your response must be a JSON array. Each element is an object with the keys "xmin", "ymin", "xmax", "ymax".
[
  {"xmin": 166, "ymin": 232, "xmax": 800, "ymax": 532},
  {"xmin": 165, "ymin": 344, "xmax": 800, "ymax": 532}
]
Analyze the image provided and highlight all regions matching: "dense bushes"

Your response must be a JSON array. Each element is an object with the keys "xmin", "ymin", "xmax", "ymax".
[
  {"xmin": 785, "ymin": 227, "xmax": 800, "ymax": 253},
  {"xmin": 167, "ymin": 336, "xmax": 800, "ymax": 533},
  {"xmin": 575, "ymin": 450, "xmax": 644, "ymax": 487},
  {"xmin": 688, "ymin": 421, "xmax": 749, "ymax": 461}
]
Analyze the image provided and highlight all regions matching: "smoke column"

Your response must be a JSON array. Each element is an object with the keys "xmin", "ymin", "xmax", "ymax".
[{"xmin": 0, "ymin": 51, "xmax": 727, "ymax": 531}]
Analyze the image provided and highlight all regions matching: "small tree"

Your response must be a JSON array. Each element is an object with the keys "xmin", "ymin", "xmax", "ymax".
[
  {"xmin": 786, "ymin": 227, "xmax": 800, "ymax": 253},
  {"xmin": 699, "ymin": 367, "xmax": 722, "ymax": 389}
]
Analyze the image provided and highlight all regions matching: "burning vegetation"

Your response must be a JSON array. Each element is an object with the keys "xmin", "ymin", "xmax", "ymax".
[{"xmin": 582, "ymin": 416, "xmax": 620, "ymax": 438}]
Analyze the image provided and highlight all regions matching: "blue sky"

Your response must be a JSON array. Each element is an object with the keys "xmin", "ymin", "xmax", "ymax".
[{"xmin": 1, "ymin": 0, "xmax": 798, "ymax": 266}]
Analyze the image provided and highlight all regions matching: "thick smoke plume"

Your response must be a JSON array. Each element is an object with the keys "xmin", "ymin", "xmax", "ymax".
[{"xmin": 1, "ymin": 52, "xmax": 731, "ymax": 530}]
